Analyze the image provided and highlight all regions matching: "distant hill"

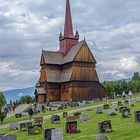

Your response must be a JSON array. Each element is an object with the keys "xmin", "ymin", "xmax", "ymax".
[{"xmin": 3, "ymin": 87, "xmax": 35, "ymax": 103}]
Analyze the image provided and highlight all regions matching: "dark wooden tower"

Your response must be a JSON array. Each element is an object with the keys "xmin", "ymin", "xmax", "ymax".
[{"xmin": 35, "ymin": 0, "xmax": 106, "ymax": 103}]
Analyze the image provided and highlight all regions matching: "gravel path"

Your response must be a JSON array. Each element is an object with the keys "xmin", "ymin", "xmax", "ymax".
[{"xmin": 0, "ymin": 103, "xmax": 104, "ymax": 129}]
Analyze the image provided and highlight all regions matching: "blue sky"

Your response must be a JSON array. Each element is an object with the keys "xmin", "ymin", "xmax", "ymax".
[{"xmin": 0, "ymin": 0, "xmax": 140, "ymax": 90}]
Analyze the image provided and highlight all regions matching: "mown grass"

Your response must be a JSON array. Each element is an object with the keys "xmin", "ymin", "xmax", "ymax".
[{"xmin": 1, "ymin": 98, "xmax": 140, "ymax": 140}]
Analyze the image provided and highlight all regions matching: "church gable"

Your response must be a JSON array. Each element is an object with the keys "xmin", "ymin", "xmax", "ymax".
[
  {"xmin": 74, "ymin": 41, "xmax": 96, "ymax": 63},
  {"xmin": 71, "ymin": 66, "xmax": 99, "ymax": 81},
  {"xmin": 40, "ymin": 68, "xmax": 47, "ymax": 83}
]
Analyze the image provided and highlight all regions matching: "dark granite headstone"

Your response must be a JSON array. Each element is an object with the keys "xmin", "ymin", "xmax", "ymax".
[
  {"xmin": 15, "ymin": 113, "xmax": 22, "ymax": 118},
  {"xmin": 66, "ymin": 116, "xmax": 80, "ymax": 133},
  {"xmin": 124, "ymin": 100, "xmax": 129, "ymax": 105},
  {"xmin": 98, "ymin": 120, "xmax": 112, "ymax": 133},
  {"xmin": 118, "ymin": 101, "xmax": 123, "ymax": 106},
  {"xmin": 73, "ymin": 112, "xmax": 81, "ymax": 118},
  {"xmin": 122, "ymin": 95, "xmax": 126, "ymax": 100},
  {"xmin": 51, "ymin": 115, "xmax": 60, "ymax": 124},
  {"xmin": 19, "ymin": 121, "xmax": 32, "ymax": 131},
  {"xmin": 103, "ymin": 104, "xmax": 109, "ymax": 109},
  {"xmin": 134, "ymin": 110, "xmax": 140, "ymax": 122},
  {"xmin": 122, "ymin": 108, "xmax": 131, "ymax": 118},
  {"xmin": 43, "ymin": 128, "xmax": 55, "ymax": 140},
  {"xmin": 63, "ymin": 112, "xmax": 68, "ymax": 118},
  {"xmin": 119, "ymin": 107, "xmax": 127, "ymax": 113},
  {"xmin": 28, "ymin": 124, "xmax": 42, "ymax": 135}
]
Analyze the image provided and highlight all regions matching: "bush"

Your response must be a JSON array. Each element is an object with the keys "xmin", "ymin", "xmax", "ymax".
[{"xmin": 19, "ymin": 95, "xmax": 34, "ymax": 104}]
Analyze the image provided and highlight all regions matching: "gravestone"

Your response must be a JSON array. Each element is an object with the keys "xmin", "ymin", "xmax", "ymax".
[
  {"xmin": 9, "ymin": 123, "xmax": 19, "ymax": 130},
  {"xmin": 112, "ymin": 104, "xmax": 118, "ymax": 111},
  {"xmin": 51, "ymin": 128, "xmax": 63, "ymax": 140},
  {"xmin": 96, "ymin": 134, "xmax": 111, "ymax": 140},
  {"xmin": 0, "ymin": 133, "xmax": 17, "ymax": 140},
  {"xmin": 122, "ymin": 108, "xmax": 131, "ymax": 118},
  {"xmin": 129, "ymin": 99, "xmax": 134, "ymax": 106},
  {"xmin": 73, "ymin": 112, "xmax": 81, "ymax": 118},
  {"xmin": 122, "ymin": 95, "xmax": 126, "ymax": 100},
  {"xmin": 15, "ymin": 113, "xmax": 22, "ymax": 118},
  {"xmin": 124, "ymin": 100, "xmax": 129, "ymax": 105},
  {"xmin": 96, "ymin": 107, "xmax": 103, "ymax": 114},
  {"xmin": 80, "ymin": 115, "xmax": 90, "ymax": 122},
  {"xmin": 34, "ymin": 117, "xmax": 43, "ymax": 124},
  {"xmin": 103, "ymin": 104, "xmax": 109, "ymax": 109},
  {"xmin": 119, "ymin": 107, "xmax": 127, "ymax": 113},
  {"xmin": 63, "ymin": 112, "xmax": 68, "ymax": 118},
  {"xmin": 136, "ymin": 96, "xmax": 140, "ymax": 102},
  {"xmin": 51, "ymin": 115, "xmax": 60, "ymax": 124},
  {"xmin": 79, "ymin": 100, "xmax": 86, "ymax": 105},
  {"xmin": 19, "ymin": 121, "xmax": 32, "ymax": 131},
  {"xmin": 107, "ymin": 109, "xmax": 117, "ymax": 116},
  {"xmin": 98, "ymin": 120, "xmax": 112, "ymax": 133},
  {"xmin": 66, "ymin": 116, "xmax": 80, "ymax": 133},
  {"xmin": 118, "ymin": 101, "xmax": 123, "ymax": 106},
  {"xmin": 134, "ymin": 110, "xmax": 140, "ymax": 122},
  {"xmin": 43, "ymin": 128, "xmax": 55, "ymax": 140},
  {"xmin": 28, "ymin": 124, "xmax": 42, "ymax": 135}
]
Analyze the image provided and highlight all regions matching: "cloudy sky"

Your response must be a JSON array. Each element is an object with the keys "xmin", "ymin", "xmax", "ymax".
[{"xmin": 0, "ymin": 0, "xmax": 140, "ymax": 91}]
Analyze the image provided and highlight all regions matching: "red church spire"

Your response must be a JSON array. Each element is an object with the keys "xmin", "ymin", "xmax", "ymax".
[
  {"xmin": 64, "ymin": 0, "xmax": 73, "ymax": 36},
  {"xmin": 59, "ymin": 0, "xmax": 79, "ymax": 55}
]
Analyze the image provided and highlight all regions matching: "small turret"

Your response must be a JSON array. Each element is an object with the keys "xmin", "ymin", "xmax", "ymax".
[
  {"xmin": 75, "ymin": 30, "xmax": 79, "ymax": 39},
  {"xmin": 59, "ymin": 32, "xmax": 63, "ymax": 41},
  {"xmin": 59, "ymin": 0, "xmax": 80, "ymax": 55}
]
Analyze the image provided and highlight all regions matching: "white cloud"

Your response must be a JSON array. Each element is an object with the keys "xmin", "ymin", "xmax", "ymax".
[
  {"xmin": 0, "ymin": 0, "xmax": 140, "ymax": 90},
  {"xmin": 120, "ymin": 57, "xmax": 139, "ymax": 70}
]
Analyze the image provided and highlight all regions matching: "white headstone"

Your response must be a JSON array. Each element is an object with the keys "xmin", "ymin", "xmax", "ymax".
[
  {"xmin": 9, "ymin": 123, "xmax": 19, "ymax": 130},
  {"xmin": 51, "ymin": 128, "xmax": 63, "ymax": 140},
  {"xmin": 96, "ymin": 107, "xmax": 103, "ymax": 114},
  {"xmin": 136, "ymin": 96, "xmax": 140, "ymax": 102},
  {"xmin": 80, "ymin": 115, "xmax": 90, "ymax": 122},
  {"xmin": 129, "ymin": 99, "xmax": 134, "ymax": 106},
  {"xmin": 112, "ymin": 104, "xmax": 118, "ymax": 110},
  {"xmin": 107, "ymin": 109, "xmax": 116, "ymax": 116}
]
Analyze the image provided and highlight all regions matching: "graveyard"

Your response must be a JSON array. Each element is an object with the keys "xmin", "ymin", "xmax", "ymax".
[{"xmin": 1, "ymin": 97, "xmax": 140, "ymax": 140}]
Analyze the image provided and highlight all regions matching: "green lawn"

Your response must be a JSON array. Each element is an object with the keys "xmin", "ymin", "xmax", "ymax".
[{"xmin": 1, "ymin": 98, "xmax": 140, "ymax": 140}]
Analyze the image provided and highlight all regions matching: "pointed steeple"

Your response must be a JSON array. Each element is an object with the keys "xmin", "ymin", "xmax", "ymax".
[
  {"xmin": 59, "ymin": 0, "xmax": 79, "ymax": 55},
  {"xmin": 64, "ymin": 0, "xmax": 73, "ymax": 36}
]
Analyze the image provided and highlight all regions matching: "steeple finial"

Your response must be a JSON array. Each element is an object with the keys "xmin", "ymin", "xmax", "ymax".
[
  {"xmin": 64, "ymin": 0, "xmax": 73, "ymax": 36},
  {"xmin": 59, "ymin": 0, "xmax": 79, "ymax": 55}
]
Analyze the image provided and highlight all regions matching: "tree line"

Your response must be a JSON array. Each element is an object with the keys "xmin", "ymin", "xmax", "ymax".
[{"xmin": 103, "ymin": 72, "xmax": 140, "ymax": 97}]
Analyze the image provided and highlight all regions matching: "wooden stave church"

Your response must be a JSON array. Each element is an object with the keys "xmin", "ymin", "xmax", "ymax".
[{"xmin": 35, "ymin": 0, "xmax": 106, "ymax": 103}]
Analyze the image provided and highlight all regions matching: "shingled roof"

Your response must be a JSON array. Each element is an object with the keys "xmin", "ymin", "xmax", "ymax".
[
  {"xmin": 35, "ymin": 87, "xmax": 46, "ymax": 94},
  {"xmin": 42, "ymin": 40, "xmax": 85, "ymax": 65},
  {"xmin": 42, "ymin": 50, "xmax": 63, "ymax": 65},
  {"xmin": 45, "ymin": 67, "xmax": 73, "ymax": 83}
]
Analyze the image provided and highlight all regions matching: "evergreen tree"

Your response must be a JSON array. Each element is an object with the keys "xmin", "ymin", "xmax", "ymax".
[{"xmin": 132, "ymin": 72, "xmax": 140, "ymax": 81}]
